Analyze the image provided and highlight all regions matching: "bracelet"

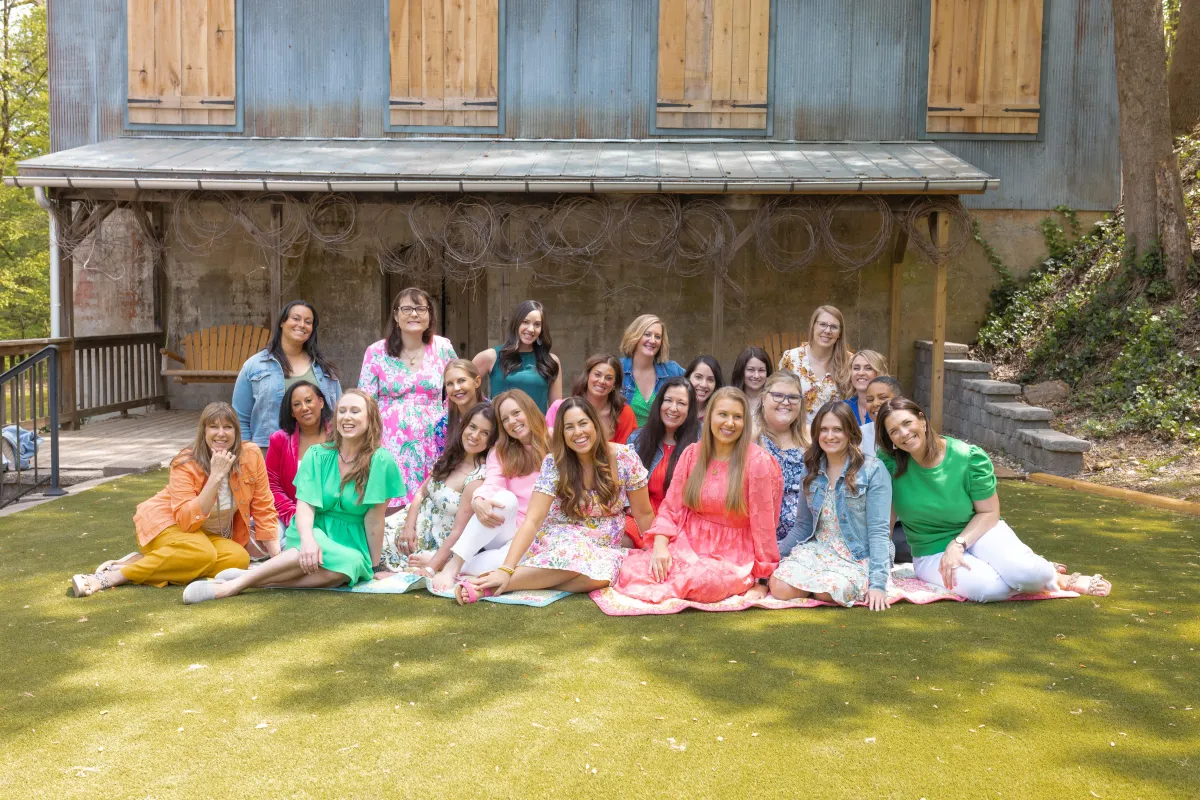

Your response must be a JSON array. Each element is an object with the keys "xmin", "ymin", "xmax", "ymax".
[{"xmin": 497, "ymin": 565, "xmax": 516, "ymax": 576}]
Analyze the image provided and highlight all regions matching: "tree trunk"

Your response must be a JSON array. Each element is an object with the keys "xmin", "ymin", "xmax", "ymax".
[
  {"xmin": 1169, "ymin": 0, "xmax": 1200, "ymax": 135},
  {"xmin": 1113, "ymin": 0, "xmax": 1193, "ymax": 294}
]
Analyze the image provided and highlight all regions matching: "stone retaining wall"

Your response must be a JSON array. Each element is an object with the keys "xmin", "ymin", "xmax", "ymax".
[{"xmin": 911, "ymin": 341, "xmax": 1090, "ymax": 476}]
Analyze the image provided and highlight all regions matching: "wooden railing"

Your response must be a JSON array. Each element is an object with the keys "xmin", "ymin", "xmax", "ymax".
[
  {"xmin": 0, "ymin": 331, "xmax": 167, "ymax": 427},
  {"xmin": 0, "ymin": 345, "xmax": 65, "ymax": 507}
]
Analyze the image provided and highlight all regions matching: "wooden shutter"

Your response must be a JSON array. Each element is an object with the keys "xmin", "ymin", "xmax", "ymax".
[
  {"xmin": 390, "ymin": 0, "xmax": 500, "ymax": 127},
  {"xmin": 127, "ymin": 0, "xmax": 237, "ymax": 126},
  {"xmin": 656, "ymin": 0, "xmax": 770, "ymax": 130},
  {"xmin": 926, "ymin": 0, "xmax": 1043, "ymax": 134}
]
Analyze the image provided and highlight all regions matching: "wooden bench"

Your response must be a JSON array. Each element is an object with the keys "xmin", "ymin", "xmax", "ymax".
[
  {"xmin": 161, "ymin": 325, "xmax": 271, "ymax": 384},
  {"xmin": 750, "ymin": 332, "xmax": 805, "ymax": 371}
]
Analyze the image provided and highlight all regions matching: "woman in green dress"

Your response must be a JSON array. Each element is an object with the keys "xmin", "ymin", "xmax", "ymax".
[{"xmin": 182, "ymin": 389, "xmax": 404, "ymax": 604}]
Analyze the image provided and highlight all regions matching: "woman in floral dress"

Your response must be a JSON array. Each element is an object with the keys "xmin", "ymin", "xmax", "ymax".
[
  {"xmin": 380, "ymin": 403, "xmax": 496, "ymax": 575},
  {"xmin": 777, "ymin": 305, "xmax": 852, "ymax": 425},
  {"xmin": 753, "ymin": 371, "xmax": 810, "ymax": 547},
  {"xmin": 613, "ymin": 387, "xmax": 783, "ymax": 605},
  {"xmin": 770, "ymin": 401, "xmax": 893, "ymax": 610},
  {"xmin": 359, "ymin": 287, "xmax": 457, "ymax": 508},
  {"xmin": 459, "ymin": 397, "xmax": 654, "ymax": 602}
]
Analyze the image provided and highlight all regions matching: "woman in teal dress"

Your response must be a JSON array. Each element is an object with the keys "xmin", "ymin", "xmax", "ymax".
[
  {"xmin": 472, "ymin": 300, "xmax": 562, "ymax": 413},
  {"xmin": 182, "ymin": 389, "xmax": 404, "ymax": 603}
]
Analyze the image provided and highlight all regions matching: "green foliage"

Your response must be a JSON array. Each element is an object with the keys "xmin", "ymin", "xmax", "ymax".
[
  {"xmin": 0, "ymin": 1, "xmax": 50, "ymax": 339},
  {"xmin": 976, "ymin": 189, "xmax": 1200, "ymax": 442}
]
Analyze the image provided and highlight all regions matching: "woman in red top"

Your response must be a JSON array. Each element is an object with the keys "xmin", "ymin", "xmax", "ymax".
[
  {"xmin": 546, "ymin": 354, "xmax": 637, "ymax": 444},
  {"xmin": 265, "ymin": 381, "xmax": 331, "ymax": 530},
  {"xmin": 625, "ymin": 377, "xmax": 700, "ymax": 547}
]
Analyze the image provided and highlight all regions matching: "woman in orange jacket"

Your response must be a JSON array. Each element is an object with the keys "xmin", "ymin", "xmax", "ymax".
[{"xmin": 70, "ymin": 402, "xmax": 280, "ymax": 596}]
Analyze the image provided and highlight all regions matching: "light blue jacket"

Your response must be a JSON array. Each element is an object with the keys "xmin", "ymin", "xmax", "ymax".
[
  {"xmin": 619, "ymin": 357, "xmax": 686, "ymax": 404},
  {"xmin": 626, "ymin": 428, "xmax": 666, "ymax": 472},
  {"xmin": 231, "ymin": 350, "xmax": 343, "ymax": 448},
  {"xmin": 778, "ymin": 454, "xmax": 893, "ymax": 591}
]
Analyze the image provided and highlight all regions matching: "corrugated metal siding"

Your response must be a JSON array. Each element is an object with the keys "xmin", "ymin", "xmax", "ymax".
[{"xmin": 48, "ymin": 0, "xmax": 1120, "ymax": 210}]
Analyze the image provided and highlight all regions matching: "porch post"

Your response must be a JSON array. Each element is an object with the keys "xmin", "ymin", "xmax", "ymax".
[
  {"xmin": 930, "ymin": 211, "xmax": 950, "ymax": 433},
  {"xmin": 711, "ymin": 268, "xmax": 724, "ymax": 354},
  {"xmin": 888, "ymin": 228, "xmax": 909, "ymax": 375},
  {"xmin": 269, "ymin": 203, "xmax": 283, "ymax": 324}
]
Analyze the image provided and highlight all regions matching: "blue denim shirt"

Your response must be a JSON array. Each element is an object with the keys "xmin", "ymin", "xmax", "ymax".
[
  {"xmin": 626, "ymin": 428, "xmax": 666, "ymax": 472},
  {"xmin": 619, "ymin": 357, "xmax": 686, "ymax": 404},
  {"xmin": 778, "ymin": 454, "xmax": 893, "ymax": 591},
  {"xmin": 231, "ymin": 350, "xmax": 343, "ymax": 447}
]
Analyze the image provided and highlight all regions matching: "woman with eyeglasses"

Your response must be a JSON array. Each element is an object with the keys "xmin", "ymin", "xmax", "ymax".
[
  {"xmin": 359, "ymin": 287, "xmax": 457, "ymax": 508},
  {"xmin": 778, "ymin": 305, "xmax": 853, "ymax": 425},
  {"xmin": 753, "ymin": 371, "xmax": 810, "ymax": 545},
  {"xmin": 473, "ymin": 300, "xmax": 561, "ymax": 414},
  {"xmin": 731, "ymin": 347, "xmax": 773, "ymax": 418}
]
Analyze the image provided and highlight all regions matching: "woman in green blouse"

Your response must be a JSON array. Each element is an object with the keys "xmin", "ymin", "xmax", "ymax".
[
  {"xmin": 473, "ymin": 300, "xmax": 562, "ymax": 414},
  {"xmin": 876, "ymin": 397, "xmax": 1110, "ymax": 602},
  {"xmin": 183, "ymin": 389, "xmax": 404, "ymax": 603}
]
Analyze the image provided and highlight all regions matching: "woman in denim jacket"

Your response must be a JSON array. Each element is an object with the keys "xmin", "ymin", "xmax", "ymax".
[
  {"xmin": 233, "ymin": 300, "xmax": 343, "ymax": 449},
  {"xmin": 770, "ymin": 400, "xmax": 892, "ymax": 610}
]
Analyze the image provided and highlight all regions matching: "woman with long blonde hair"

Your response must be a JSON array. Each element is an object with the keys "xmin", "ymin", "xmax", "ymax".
[
  {"xmin": 846, "ymin": 349, "xmax": 887, "ymax": 426},
  {"xmin": 434, "ymin": 358, "xmax": 486, "ymax": 448},
  {"xmin": 619, "ymin": 314, "xmax": 686, "ymax": 427},
  {"xmin": 431, "ymin": 389, "xmax": 549, "ymax": 589},
  {"xmin": 777, "ymin": 305, "xmax": 853, "ymax": 425},
  {"xmin": 753, "ymin": 370, "xmax": 810, "ymax": 544},
  {"xmin": 459, "ymin": 397, "xmax": 654, "ymax": 602},
  {"xmin": 613, "ymin": 387, "xmax": 783, "ymax": 604},
  {"xmin": 182, "ymin": 389, "xmax": 403, "ymax": 603},
  {"xmin": 71, "ymin": 402, "xmax": 279, "ymax": 597}
]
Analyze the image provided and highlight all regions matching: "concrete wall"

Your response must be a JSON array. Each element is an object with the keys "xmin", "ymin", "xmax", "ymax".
[{"xmin": 70, "ymin": 201, "xmax": 1107, "ymax": 411}]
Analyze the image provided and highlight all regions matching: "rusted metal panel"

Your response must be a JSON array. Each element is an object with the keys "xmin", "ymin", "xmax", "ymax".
[{"xmin": 46, "ymin": 0, "xmax": 1120, "ymax": 209}]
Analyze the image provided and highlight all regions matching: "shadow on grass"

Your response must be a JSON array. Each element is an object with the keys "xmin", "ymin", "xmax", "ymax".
[{"xmin": 1, "ymin": 476, "xmax": 1196, "ymax": 794}]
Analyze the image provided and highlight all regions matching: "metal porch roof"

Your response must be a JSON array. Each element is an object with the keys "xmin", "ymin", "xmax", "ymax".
[{"xmin": 7, "ymin": 138, "xmax": 997, "ymax": 194}]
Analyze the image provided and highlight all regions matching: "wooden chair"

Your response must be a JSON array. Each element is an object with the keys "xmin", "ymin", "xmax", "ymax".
[
  {"xmin": 160, "ymin": 324, "xmax": 271, "ymax": 384},
  {"xmin": 750, "ymin": 332, "xmax": 806, "ymax": 370}
]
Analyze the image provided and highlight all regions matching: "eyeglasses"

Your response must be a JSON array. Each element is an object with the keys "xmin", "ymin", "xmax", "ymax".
[
  {"xmin": 816, "ymin": 322, "xmax": 841, "ymax": 333},
  {"xmin": 767, "ymin": 391, "xmax": 802, "ymax": 405},
  {"xmin": 398, "ymin": 305, "xmax": 430, "ymax": 317}
]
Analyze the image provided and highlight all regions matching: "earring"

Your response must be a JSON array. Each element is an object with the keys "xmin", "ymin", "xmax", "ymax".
[{"xmin": 536, "ymin": 337, "xmax": 542, "ymax": 346}]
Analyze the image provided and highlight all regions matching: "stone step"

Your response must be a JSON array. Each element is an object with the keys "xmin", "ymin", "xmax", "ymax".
[
  {"xmin": 984, "ymin": 401, "xmax": 1055, "ymax": 422},
  {"xmin": 1016, "ymin": 428, "xmax": 1092, "ymax": 453},
  {"xmin": 944, "ymin": 359, "xmax": 994, "ymax": 374},
  {"xmin": 961, "ymin": 378, "xmax": 1022, "ymax": 396}
]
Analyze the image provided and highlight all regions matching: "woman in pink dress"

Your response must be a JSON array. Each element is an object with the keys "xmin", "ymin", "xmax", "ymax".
[
  {"xmin": 614, "ymin": 387, "xmax": 783, "ymax": 604},
  {"xmin": 458, "ymin": 397, "xmax": 655, "ymax": 602},
  {"xmin": 359, "ymin": 287, "xmax": 457, "ymax": 508}
]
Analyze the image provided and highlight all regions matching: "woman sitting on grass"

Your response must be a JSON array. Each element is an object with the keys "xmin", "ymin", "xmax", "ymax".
[
  {"xmin": 613, "ymin": 387, "xmax": 783, "ymax": 604},
  {"xmin": 71, "ymin": 402, "xmax": 279, "ymax": 597},
  {"xmin": 626, "ymin": 378, "xmax": 701, "ymax": 547},
  {"xmin": 458, "ymin": 397, "xmax": 654, "ymax": 603},
  {"xmin": 181, "ymin": 390, "xmax": 403, "ymax": 604},
  {"xmin": 770, "ymin": 401, "xmax": 892, "ymax": 610},
  {"xmin": 381, "ymin": 403, "xmax": 497, "ymax": 586},
  {"xmin": 546, "ymin": 354, "xmax": 637, "ymax": 444},
  {"xmin": 435, "ymin": 390, "xmax": 550, "ymax": 585},
  {"xmin": 266, "ymin": 380, "xmax": 332, "ymax": 530},
  {"xmin": 876, "ymin": 397, "xmax": 1111, "ymax": 601}
]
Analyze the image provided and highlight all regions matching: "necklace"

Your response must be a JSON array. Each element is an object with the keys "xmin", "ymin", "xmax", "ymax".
[
  {"xmin": 339, "ymin": 450, "xmax": 358, "ymax": 466},
  {"xmin": 400, "ymin": 346, "xmax": 423, "ymax": 367}
]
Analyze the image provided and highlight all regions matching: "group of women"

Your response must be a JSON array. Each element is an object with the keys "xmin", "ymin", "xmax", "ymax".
[{"xmin": 69, "ymin": 291, "xmax": 1112, "ymax": 608}]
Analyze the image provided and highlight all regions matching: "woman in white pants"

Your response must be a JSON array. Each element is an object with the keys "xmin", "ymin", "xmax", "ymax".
[
  {"xmin": 429, "ymin": 390, "xmax": 549, "ymax": 591},
  {"xmin": 875, "ymin": 398, "xmax": 1110, "ymax": 602}
]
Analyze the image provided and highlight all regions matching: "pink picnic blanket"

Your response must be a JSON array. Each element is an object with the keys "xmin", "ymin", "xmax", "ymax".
[{"xmin": 589, "ymin": 565, "xmax": 1078, "ymax": 616}]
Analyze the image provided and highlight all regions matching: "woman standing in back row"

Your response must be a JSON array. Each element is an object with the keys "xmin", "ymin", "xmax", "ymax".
[
  {"xmin": 473, "ymin": 300, "xmax": 562, "ymax": 415},
  {"xmin": 359, "ymin": 288, "xmax": 457, "ymax": 508},
  {"xmin": 620, "ymin": 314, "xmax": 686, "ymax": 428},
  {"xmin": 778, "ymin": 305, "xmax": 852, "ymax": 426}
]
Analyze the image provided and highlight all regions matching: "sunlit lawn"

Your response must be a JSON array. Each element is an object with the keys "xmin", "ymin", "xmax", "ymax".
[{"xmin": 2, "ymin": 473, "xmax": 1196, "ymax": 799}]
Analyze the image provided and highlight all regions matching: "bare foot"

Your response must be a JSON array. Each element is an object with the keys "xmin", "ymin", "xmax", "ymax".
[
  {"xmin": 430, "ymin": 565, "xmax": 459, "ymax": 593},
  {"xmin": 742, "ymin": 583, "xmax": 769, "ymax": 601}
]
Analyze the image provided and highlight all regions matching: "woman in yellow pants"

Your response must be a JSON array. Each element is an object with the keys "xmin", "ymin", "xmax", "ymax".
[{"xmin": 71, "ymin": 402, "xmax": 280, "ymax": 596}]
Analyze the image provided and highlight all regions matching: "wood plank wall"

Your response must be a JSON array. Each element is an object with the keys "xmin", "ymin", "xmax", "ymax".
[{"xmin": 127, "ymin": 0, "xmax": 237, "ymax": 125}]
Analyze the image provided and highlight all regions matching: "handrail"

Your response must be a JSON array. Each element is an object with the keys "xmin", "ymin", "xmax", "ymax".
[{"xmin": 0, "ymin": 345, "xmax": 66, "ymax": 506}]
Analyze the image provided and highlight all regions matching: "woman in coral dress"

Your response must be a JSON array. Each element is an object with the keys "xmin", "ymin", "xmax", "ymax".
[{"xmin": 614, "ymin": 387, "xmax": 783, "ymax": 605}]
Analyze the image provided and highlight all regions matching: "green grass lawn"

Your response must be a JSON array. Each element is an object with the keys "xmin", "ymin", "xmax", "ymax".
[{"xmin": 2, "ymin": 473, "xmax": 1197, "ymax": 799}]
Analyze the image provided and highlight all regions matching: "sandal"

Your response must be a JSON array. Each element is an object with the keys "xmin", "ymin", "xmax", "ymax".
[
  {"xmin": 453, "ymin": 576, "xmax": 494, "ymax": 605},
  {"xmin": 71, "ymin": 570, "xmax": 113, "ymax": 598},
  {"xmin": 1062, "ymin": 572, "xmax": 1111, "ymax": 597},
  {"xmin": 96, "ymin": 552, "xmax": 141, "ymax": 573}
]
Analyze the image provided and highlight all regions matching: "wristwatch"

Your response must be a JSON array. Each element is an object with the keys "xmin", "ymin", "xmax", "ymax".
[{"xmin": 953, "ymin": 535, "xmax": 968, "ymax": 549}]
